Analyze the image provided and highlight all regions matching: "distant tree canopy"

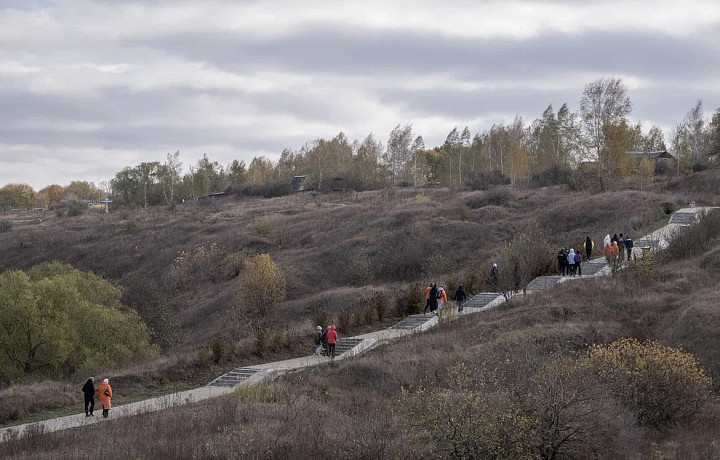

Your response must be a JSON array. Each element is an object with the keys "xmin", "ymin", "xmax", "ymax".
[
  {"xmin": 0, "ymin": 262, "xmax": 158, "ymax": 383},
  {"xmin": 5, "ymin": 77, "xmax": 720, "ymax": 206}
]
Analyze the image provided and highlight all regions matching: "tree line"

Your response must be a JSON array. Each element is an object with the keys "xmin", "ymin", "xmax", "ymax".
[{"xmin": 2, "ymin": 77, "xmax": 719, "ymax": 210}]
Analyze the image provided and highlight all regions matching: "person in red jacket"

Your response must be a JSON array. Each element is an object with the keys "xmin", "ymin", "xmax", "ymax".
[{"xmin": 326, "ymin": 325, "xmax": 338, "ymax": 359}]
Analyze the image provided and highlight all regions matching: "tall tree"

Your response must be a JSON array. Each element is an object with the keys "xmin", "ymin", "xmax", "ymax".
[
  {"xmin": 384, "ymin": 124, "xmax": 414, "ymax": 186},
  {"xmin": 159, "ymin": 151, "xmax": 182, "ymax": 206},
  {"xmin": 580, "ymin": 77, "xmax": 633, "ymax": 188}
]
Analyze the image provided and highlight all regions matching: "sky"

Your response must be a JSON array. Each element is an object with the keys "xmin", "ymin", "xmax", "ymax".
[{"xmin": 1, "ymin": 0, "xmax": 719, "ymax": 190}]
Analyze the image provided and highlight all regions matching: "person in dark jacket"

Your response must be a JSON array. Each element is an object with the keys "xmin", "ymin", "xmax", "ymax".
[
  {"xmin": 584, "ymin": 236, "xmax": 594, "ymax": 261},
  {"xmin": 314, "ymin": 326, "xmax": 323, "ymax": 355},
  {"xmin": 428, "ymin": 284, "xmax": 438, "ymax": 315},
  {"xmin": 320, "ymin": 327, "xmax": 329, "ymax": 356},
  {"xmin": 424, "ymin": 283, "xmax": 432, "ymax": 313},
  {"xmin": 455, "ymin": 285, "xmax": 467, "ymax": 313},
  {"xmin": 618, "ymin": 233, "xmax": 626, "ymax": 261},
  {"xmin": 625, "ymin": 236, "xmax": 634, "ymax": 261},
  {"xmin": 82, "ymin": 377, "xmax": 95, "ymax": 416},
  {"xmin": 557, "ymin": 248, "xmax": 567, "ymax": 276}
]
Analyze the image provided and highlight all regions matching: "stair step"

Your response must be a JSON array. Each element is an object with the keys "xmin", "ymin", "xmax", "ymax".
[{"xmin": 208, "ymin": 367, "xmax": 261, "ymax": 387}]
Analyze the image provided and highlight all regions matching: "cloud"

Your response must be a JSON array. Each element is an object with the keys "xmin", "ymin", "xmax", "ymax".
[{"xmin": 0, "ymin": 0, "xmax": 719, "ymax": 189}]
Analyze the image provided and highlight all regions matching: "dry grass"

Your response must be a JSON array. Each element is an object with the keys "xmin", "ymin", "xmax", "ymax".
[
  {"xmin": 4, "ymin": 237, "xmax": 720, "ymax": 458},
  {"xmin": 0, "ymin": 177, "xmax": 713, "ymax": 425}
]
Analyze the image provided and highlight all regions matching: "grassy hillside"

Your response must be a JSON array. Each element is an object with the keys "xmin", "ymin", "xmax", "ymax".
[
  {"xmin": 3, "ymin": 209, "xmax": 719, "ymax": 459},
  {"xmin": 0, "ymin": 172, "xmax": 718, "ymax": 425}
]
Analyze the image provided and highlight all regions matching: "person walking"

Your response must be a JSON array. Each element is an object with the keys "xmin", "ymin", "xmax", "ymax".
[
  {"xmin": 320, "ymin": 326, "xmax": 329, "ymax": 356},
  {"xmin": 567, "ymin": 248, "xmax": 576, "ymax": 276},
  {"xmin": 82, "ymin": 377, "xmax": 95, "ymax": 417},
  {"xmin": 603, "ymin": 234, "xmax": 611, "ymax": 248},
  {"xmin": 625, "ymin": 235, "xmax": 634, "ymax": 261},
  {"xmin": 574, "ymin": 249, "xmax": 582, "ymax": 276},
  {"xmin": 557, "ymin": 248, "xmax": 567, "ymax": 276},
  {"xmin": 314, "ymin": 326, "xmax": 323, "ymax": 355},
  {"xmin": 490, "ymin": 263, "xmax": 499, "ymax": 290},
  {"xmin": 584, "ymin": 236, "xmax": 594, "ymax": 261},
  {"xmin": 455, "ymin": 285, "xmax": 467, "ymax": 313},
  {"xmin": 618, "ymin": 233, "xmax": 626, "ymax": 261},
  {"xmin": 98, "ymin": 378, "xmax": 112, "ymax": 418},
  {"xmin": 437, "ymin": 286, "xmax": 447, "ymax": 312},
  {"xmin": 428, "ymin": 284, "xmax": 438, "ymax": 315},
  {"xmin": 424, "ymin": 283, "xmax": 432, "ymax": 314},
  {"xmin": 326, "ymin": 325, "xmax": 338, "ymax": 359}
]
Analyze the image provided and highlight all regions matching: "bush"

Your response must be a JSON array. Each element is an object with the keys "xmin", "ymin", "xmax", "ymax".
[
  {"xmin": 171, "ymin": 243, "xmax": 226, "ymax": 288},
  {"xmin": 220, "ymin": 252, "xmax": 245, "ymax": 279},
  {"xmin": 123, "ymin": 220, "xmax": 139, "ymax": 234},
  {"xmin": 236, "ymin": 254, "xmax": 286, "ymax": 317},
  {"xmin": 338, "ymin": 309, "xmax": 354, "ymax": 333},
  {"xmin": 252, "ymin": 216, "xmax": 279, "ymax": 242},
  {"xmin": 582, "ymin": 338, "xmax": 713, "ymax": 427},
  {"xmin": 455, "ymin": 203, "xmax": 472, "ymax": 221},
  {"xmin": 468, "ymin": 170, "xmax": 511, "ymax": 191},
  {"xmin": 210, "ymin": 340, "xmax": 226, "ymax": 364},
  {"xmin": 0, "ymin": 219, "xmax": 12, "ymax": 233},
  {"xmin": 371, "ymin": 292, "xmax": 389, "ymax": 321},
  {"xmin": 67, "ymin": 203, "xmax": 85, "ymax": 216},
  {"xmin": 531, "ymin": 164, "xmax": 572, "ymax": 187},
  {"xmin": 394, "ymin": 283, "xmax": 424, "ymax": 317},
  {"xmin": 309, "ymin": 306, "xmax": 330, "ymax": 329}
]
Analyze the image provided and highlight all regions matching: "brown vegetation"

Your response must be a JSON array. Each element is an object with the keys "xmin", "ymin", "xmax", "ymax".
[
  {"xmin": 0, "ymin": 172, "xmax": 717, "ymax": 426},
  {"xmin": 2, "ymin": 202, "xmax": 720, "ymax": 458}
]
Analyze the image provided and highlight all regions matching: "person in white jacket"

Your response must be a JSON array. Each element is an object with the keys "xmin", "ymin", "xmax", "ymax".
[{"xmin": 567, "ymin": 248, "xmax": 576, "ymax": 276}]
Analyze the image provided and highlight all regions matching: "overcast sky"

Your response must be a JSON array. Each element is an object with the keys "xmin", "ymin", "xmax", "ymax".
[{"xmin": 1, "ymin": 0, "xmax": 719, "ymax": 189}]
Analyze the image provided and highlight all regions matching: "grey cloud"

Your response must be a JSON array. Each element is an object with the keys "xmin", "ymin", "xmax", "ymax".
[{"xmin": 145, "ymin": 25, "xmax": 720, "ymax": 82}]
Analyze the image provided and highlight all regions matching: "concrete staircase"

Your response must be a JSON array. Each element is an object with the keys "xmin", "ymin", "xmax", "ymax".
[
  {"xmin": 669, "ymin": 212, "xmax": 697, "ymax": 225},
  {"xmin": 526, "ymin": 275, "xmax": 564, "ymax": 291},
  {"xmin": 582, "ymin": 259, "xmax": 608, "ymax": 276},
  {"xmin": 464, "ymin": 292, "xmax": 502, "ymax": 309},
  {"xmin": 390, "ymin": 314, "xmax": 436, "ymax": 330},
  {"xmin": 332, "ymin": 337, "xmax": 364, "ymax": 356},
  {"xmin": 208, "ymin": 367, "xmax": 261, "ymax": 388}
]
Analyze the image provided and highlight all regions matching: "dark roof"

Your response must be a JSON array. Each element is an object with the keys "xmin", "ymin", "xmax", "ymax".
[{"xmin": 628, "ymin": 150, "xmax": 674, "ymax": 161}]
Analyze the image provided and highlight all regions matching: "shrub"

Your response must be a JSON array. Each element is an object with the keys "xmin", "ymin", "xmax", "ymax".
[
  {"xmin": 220, "ymin": 251, "xmax": 245, "ymax": 279},
  {"xmin": 0, "ymin": 219, "xmax": 12, "ymax": 233},
  {"xmin": 394, "ymin": 283, "xmax": 424, "ymax": 317},
  {"xmin": 237, "ymin": 254, "xmax": 286, "ymax": 317},
  {"xmin": 210, "ymin": 340, "xmax": 226, "ymax": 364},
  {"xmin": 455, "ymin": 203, "xmax": 472, "ymax": 221},
  {"xmin": 67, "ymin": 202, "xmax": 85, "ymax": 216},
  {"xmin": 422, "ymin": 252, "xmax": 451, "ymax": 280},
  {"xmin": 371, "ymin": 292, "xmax": 389, "ymax": 321},
  {"xmin": 531, "ymin": 164, "xmax": 572, "ymax": 187},
  {"xmin": 309, "ymin": 306, "xmax": 330, "ymax": 329},
  {"xmin": 414, "ymin": 193, "xmax": 430, "ymax": 203},
  {"xmin": 338, "ymin": 309, "xmax": 354, "ymax": 333},
  {"xmin": 363, "ymin": 303, "xmax": 376, "ymax": 325},
  {"xmin": 582, "ymin": 338, "xmax": 713, "ymax": 427},
  {"xmin": 345, "ymin": 251, "xmax": 373, "ymax": 285},
  {"xmin": 464, "ymin": 269, "xmax": 485, "ymax": 296},
  {"xmin": 123, "ymin": 220, "xmax": 139, "ymax": 234},
  {"xmin": 252, "ymin": 216, "xmax": 279, "ymax": 241},
  {"xmin": 468, "ymin": 170, "xmax": 511, "ymax": 191},
  {"xmin": 171, "ymin": 242, "xmax": 226, "ymax": 288}
]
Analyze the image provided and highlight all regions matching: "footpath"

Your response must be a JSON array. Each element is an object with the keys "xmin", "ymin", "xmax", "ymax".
[{"xmin": 0, "ymin": 207, "xmax": 712, "ymax": 441}]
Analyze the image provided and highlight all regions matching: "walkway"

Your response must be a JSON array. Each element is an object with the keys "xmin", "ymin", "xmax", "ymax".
[{"xmin": 0, "ymin": 207, "xmax": 712, "ymax": 441}]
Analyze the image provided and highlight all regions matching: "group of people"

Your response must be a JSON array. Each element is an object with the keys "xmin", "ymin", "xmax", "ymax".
[
  {"xmin": 81, "ymin": 377, "xmax": 113, "ymax": 418},
  {"xmin": 602, "ymin": 233, "xmax": 634, "ymax": 261},
  {"xmin": 313, "ymin": 324, "xmax": 338, "ymax": 358},
  {"xmin": 557, "ymin": 246, "xmax": 584, "ymax": 276},
  {"xmin": 424, "ymin": 283, "xmax": 467, "ymax": 314}
]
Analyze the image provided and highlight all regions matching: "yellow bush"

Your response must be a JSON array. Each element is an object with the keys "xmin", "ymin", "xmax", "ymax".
[
  {"xmin": 237, "ymin": 254, "xmax": 286, "ymax": 316},
  {"xmin": 582, "ymin": 338, "xmax": 713, "ymax": 427}
]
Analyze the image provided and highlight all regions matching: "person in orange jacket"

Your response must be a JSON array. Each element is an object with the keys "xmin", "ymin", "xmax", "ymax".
[
  {"xmin": 326, "ymin": 325, "xmax": 338, "ymax": 359},
  {"xmin": 98, "ymin": 378, "xmax": 113, "ymax": 418},
  {"xmin": 424, "ymin": 283, "xmax": 432, "ymax": 313}
]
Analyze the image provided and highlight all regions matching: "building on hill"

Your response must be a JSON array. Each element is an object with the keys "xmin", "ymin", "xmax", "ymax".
[
  {"xmin": 627, "ymin": 150, "xmax": 675, "ymax": 172},
  {"xmin": 291, "ymin": 175, "xmax": 307, "ymax": 192}
]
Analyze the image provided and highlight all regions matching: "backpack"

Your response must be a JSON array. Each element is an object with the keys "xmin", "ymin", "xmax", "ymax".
[
  {"xmin": 320, "ymin": 330, "xmax": 327, "ymax": 342},
  {"xmin": 436, "ymin": 289, "xmax": 443, "ymax": 299}
]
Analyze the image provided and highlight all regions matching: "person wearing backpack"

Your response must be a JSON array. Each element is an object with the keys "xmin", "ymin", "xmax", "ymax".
[
  {"xmin": 326, "ymin": 325, "xmax": 338, "ymax": 359},
  {"xmin": 428, "ymin": 284, "xmax": 438, "ymax": 315},
  {"xmin": 625, "ymin": 235, "xmax": 634, "ymax": 261},
  {"xmin": 557, "ymin": 248, "xmax": 567, "ymax": 276},
  {"xmin": 584, "ymin": 236, "xmax": 594, "ymax": 261},
  {"xmin": 437, "ymin": 286, "xmax": 447, "ymax": 312},
  {"xmin": 455, "ymin": 285, "xmax": 467, "ymax": 313}
]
